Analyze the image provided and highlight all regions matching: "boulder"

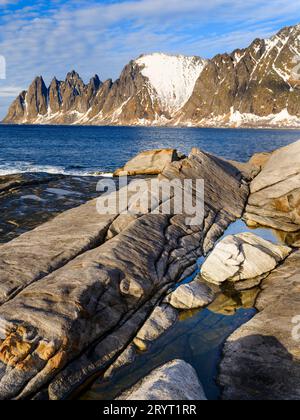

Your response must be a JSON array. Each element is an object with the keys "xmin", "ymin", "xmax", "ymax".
[
  {"xmin": 248, "ymin": 151, "xmax": 272, "ymax": 170},
  {"xmin": 245, "ymin": 140, "xmax": 300, "ymax": 232},
  {"xmin": 201, "ymin": 232, "xmax": 291, "ymax": 289},
  {"xmin": 165, "ymin": 279, "xmax": 214, "ymax": 310},
  {"xmin": 0, "ymin": 147, "xmax": 248, "ymax": 399},
  {"xmin": 117, "ymin": 359, "xmax": 207, "ymax": 400},
  {"xmin": 133, "ymin": 304, "xmax": 178, "ymax": 351},
  {"xmin": 219, "ymin": 250, "xmax": 300, "ymax": 400},
  {"xmin": 114, "ymin": 149, "xmax": 182, "ymax": 176}
]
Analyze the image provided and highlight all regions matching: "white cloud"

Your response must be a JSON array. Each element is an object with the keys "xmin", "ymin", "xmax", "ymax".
[
  {"xmin": 0, "ymin": 86, "xmax": 23, "ymax": 97},
  {"xmin": 0, "ymin": 0, "xmax": 300, "ymax": 119},
  {"xmin": 0, "ymin": 0, "xmax": 19, "ymax": 5}
]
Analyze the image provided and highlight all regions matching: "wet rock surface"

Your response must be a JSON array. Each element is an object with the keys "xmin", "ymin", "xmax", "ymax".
[
  {"xmin": 0, "ymin": 173, "xmax": 104, "ymax": 244},
  {"xmin": 117, "ymin": 359, "xmax": 207, "ymax": 401},
  {"xmin": 83, "ymin": 286, "xmax": 257, "ymax": 401},
  {"xmin": 0, "ymin": 147, "xmax": 248, "ymax": 400}
]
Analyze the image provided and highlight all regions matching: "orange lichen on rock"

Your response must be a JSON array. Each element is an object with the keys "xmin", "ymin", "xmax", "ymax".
[
  {"xmin": 36, "ymin": 341, "xmax": 57, "ymax": 361},
  {"xmin": 47, "ymin": 350, "xmax": 68, "ymax": 372},
  {"xmin": 0, "ymin": 330, "xmax": 33, "ymax": 366},
  {"xmin": 273, "ymin": 196, "xmax": 291, "ymax": 213}
]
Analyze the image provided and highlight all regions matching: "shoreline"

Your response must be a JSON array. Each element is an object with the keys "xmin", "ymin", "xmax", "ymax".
[
  {"xmin": 0, "ymin": 142, "xmax": 299, "ymax": 400},
  {"xmin": 2, "ymin": 122, "xmax": 300, "ymax": 131}
]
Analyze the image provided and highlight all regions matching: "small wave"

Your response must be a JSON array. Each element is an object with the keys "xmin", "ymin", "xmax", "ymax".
[{"xmin": 0, "ymin": 162, "xmax": 113, "ymax": 178}]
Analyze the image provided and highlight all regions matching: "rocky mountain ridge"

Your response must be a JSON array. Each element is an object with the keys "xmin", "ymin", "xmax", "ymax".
[{"xmin": 3, "ymin": 23, "xmax": 300, "ymax": 127}]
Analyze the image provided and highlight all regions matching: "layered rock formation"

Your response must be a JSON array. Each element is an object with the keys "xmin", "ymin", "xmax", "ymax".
[
  {"xmin": 245, "ymin": 139, "xmax": 300, "ymax": 233},
  {"xmin": 117, "ymin": 359, "xmax": 207, "ymax": 400},
  {"xmin": 201, "ymin": 233, "xmax": 291, "ymax": 290},
  {"xmin": 165, "ymin": 278, "xmax": 214, "ymax": 310},
  {"xmin": 0, "ymin": 147, "xmax": 248, "ymax": 400},
  {"xmin": 4, "ymin": 24, "xmax": 300, "ymax": 127},
  {"xmin": 218, "ymin": 139, "xmax": 300, "ymax": 400}
]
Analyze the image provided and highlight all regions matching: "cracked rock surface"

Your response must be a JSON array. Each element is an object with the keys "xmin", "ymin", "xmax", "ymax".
[
  {"xmin": 0, "ymin": 148, "xmax": 248, "ymax": 400},
  {"xmin": 165, "ymin": 279, "xmax": 215, "ymax": 310},
  {"xmin": 245, "ymin": 140, "xmax": 300, "ymax": 233},
  {"xmin": 201, "ymin": 232, "xmax": 291, "ymax": 288}
]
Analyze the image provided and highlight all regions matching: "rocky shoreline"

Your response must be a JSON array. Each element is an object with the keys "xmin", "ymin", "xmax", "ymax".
[{"xmin": 0, "ymin": 140, "xmax": 299, "ymax": 400}]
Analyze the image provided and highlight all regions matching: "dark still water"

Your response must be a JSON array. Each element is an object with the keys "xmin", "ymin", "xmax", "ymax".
[{"xmin": 0, "ymin": 125, "xmax": 300, "ymax": 175}]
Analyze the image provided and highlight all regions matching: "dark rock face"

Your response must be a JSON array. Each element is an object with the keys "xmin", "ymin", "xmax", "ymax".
[
  {"xmin": 26, "ymin": 77, "xmax": 48, "ymax": 120},
  {"xmin": 0, "ymin": 148, "xmax": 248, "ymax": 399},
  {"xmin": 3, "ymin": 91, "xmax": 27, "ymax": 123},
  {"xmin": 48, "ymin": 77, "xmax": 62, "ymax": 114},
  {"xmin": 88, "ymin": 59, "xmax": 175, "ymax": 124},
  {"xmin": 0, "ymin": 173, "xmax": 105, "ymax": 244}
]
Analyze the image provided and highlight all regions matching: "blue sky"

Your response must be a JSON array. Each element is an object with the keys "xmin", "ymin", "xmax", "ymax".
[{"xmin": 0, "ymin": 0, "xmax": 300, "ymax": 118}]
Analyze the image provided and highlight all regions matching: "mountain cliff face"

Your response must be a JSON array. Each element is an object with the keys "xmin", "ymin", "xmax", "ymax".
[
  {"xmin": 178, "ymin": 24, "xmax": 300, "ymax": 127},
  {"xmin": 3, "ymin": 24, "xmax": 300, "ymax": 127}
]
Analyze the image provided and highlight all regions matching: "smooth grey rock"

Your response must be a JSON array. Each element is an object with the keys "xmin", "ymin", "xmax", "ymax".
[
  {"xmin": 245, "ymin": 140, "xmax": 300, "ymax": 233},
  {"xmin": 165, "ymin": 279, "xmax": 214, "ymax": 310},
  {"xmin": 219, "ymin": 250, "xmax": 300, "ymax": 400},
  {"xmin": 0, "ymin": 199, "xmax": 116, "ymax": 304},
  {"xmin": 114, "ymin": 149, "xmax": 182, "ymax": 176},
  {"xmin": 0, "ymin": 148, "xmax": 248, "ymax": 400},
  {"xmin": 103, "ymin": 344, "xmax": 137, "ymax": 380},
  {"xmin": 201, "ymin": 232, "xmax": 291, "ymax": 287},
  {"xmin": 134, "ymin": 304, "xmax": 178, "ymax": 351},
  {"xmin": 117, "ymin": 359, "xmax": 207, "ymax": 400}
]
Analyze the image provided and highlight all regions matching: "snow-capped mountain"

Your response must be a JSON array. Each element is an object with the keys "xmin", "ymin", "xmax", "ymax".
[
  {"xmin": 3, "ymin": 53, "xmax": 206, "ymax": 126},
  {"xmin": 179, "ymin": 24, "xmax": 300, "ymax": 127},
  {"xmin": 3, "ymin": 23, "xmax": 300, "ymax": 127}
]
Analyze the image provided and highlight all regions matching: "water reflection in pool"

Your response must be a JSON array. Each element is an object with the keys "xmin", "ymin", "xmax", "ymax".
[{"xmin": 83, "ymin": 219, "xmax": 284, "ymax": 401}]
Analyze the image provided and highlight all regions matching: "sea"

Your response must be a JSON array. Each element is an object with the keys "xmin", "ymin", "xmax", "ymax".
[{"xmin": 1, "ymin": 125, "xmax": 300, "ymax": 176}]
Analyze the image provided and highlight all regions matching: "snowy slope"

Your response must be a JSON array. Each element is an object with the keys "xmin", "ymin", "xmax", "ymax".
[{"xmin": 135, "ymin": 53, "xmax": 206, "ymax": 114}]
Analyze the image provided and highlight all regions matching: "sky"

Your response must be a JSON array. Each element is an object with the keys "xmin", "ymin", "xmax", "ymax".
[{"xmin": 0, "ymin": 0, "xmax": 300, "ymax": 118}]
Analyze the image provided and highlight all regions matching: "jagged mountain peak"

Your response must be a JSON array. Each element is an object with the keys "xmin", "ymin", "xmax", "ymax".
[
  {"xmin": 89, "ymin": 74, "xmax": 102, "ymax": 89},
  {"xmin": 30, "ymin": 75, "xmax": 46, "ymax": 86},
  {"xmin": 66, "ymin": 70, "xmax": 81, "ymax": 79}
]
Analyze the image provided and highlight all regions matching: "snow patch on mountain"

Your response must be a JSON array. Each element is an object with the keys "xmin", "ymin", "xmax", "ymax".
[
  {"xmin": 229, "ymin": 108, "xmax": 300, "ymax": 127},
  {"xmin": 135, "ymin": 53, "xmax": 206, "ymax": 113}
]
